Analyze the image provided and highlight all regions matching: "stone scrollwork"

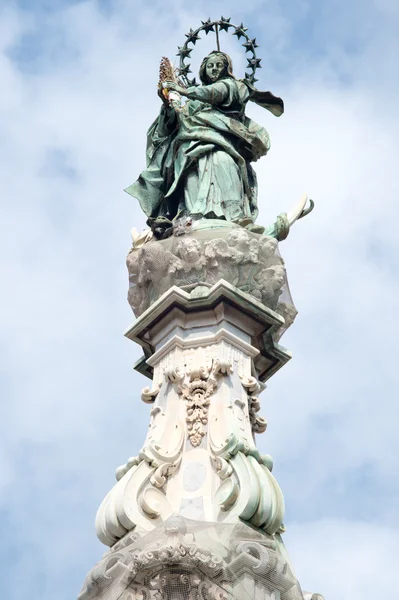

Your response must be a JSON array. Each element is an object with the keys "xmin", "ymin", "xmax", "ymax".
[
  {"xmin": 164, "ymin": 366, "xmax": 184, "ymax": 383},
  {"xmin": 141, "ymin": 383, "xmax": 162, "ymax": 404},
  {"xmin": 140, "ymin": 487, "xmax": 168, "ymax": 518},
  {"xmin": 150, "ymin": 459, "xmax": 181, "ymax": 488},
  {"xmin": 240, "ymin": 375, "xmax": 262, "ymax": 395},
  {"xmin": 212, "ymin": 358, "xmax": 233, "ymax": 375},
  {"xmin": 215, "ymin": 476, "xmax": 240, "ymax": 512},
  {"xmin": 81, "ymin": 517, "xmax": 221, "ymax": 599},
  {"xmin": 98, "ymin": 447, "xmax": 183, "ymax": 545},
  {"xmin": 230, "ymin": 541, "xmax": 305, "ymax": 599},
  {"xmin": 80, "ymin": 515, "xmax": 316, "ymax": 600},
  {"xmin": 126, "ymin": 517, "xmax": 228, "ymax": 583},
  {"xmin": 248, "ymin": 396, "xmax": 267, "ymax": 434},
  {"xmin": 116, "ymin": 456, "xmax": 140, "ymax": 481},
  {"xmin": 97, "ymin": 381, "xmax": 185, "ymax": 545},
  {"xmin": 208, "ymin": 373, "xmax": 284, "ymax": 533},
  {"xmin": 210, "ymin": 456, "xmax": 233, "ymax": 480},
  {"xmin": 241, "ymin": 375, "xmax": 267, "ymax": 435},
  {"xmin": 225, "ymin": 452, "xmax": 285, "ymax": 534}
]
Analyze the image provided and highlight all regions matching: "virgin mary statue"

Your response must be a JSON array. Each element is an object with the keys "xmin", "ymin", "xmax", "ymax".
[{"xmin": 125, "ymin": 51, "xmax": 284, "ymax": 233}]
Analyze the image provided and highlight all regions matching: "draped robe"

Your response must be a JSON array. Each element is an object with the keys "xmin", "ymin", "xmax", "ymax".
[{"xmin": 125, "ymin": 78, "xmax": 283, "ymax": 225}]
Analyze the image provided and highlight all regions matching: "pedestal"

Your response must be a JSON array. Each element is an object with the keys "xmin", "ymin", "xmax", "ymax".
[{"xmin": 78, "ymin": 225, "xmax": 323, "ymax": 600}]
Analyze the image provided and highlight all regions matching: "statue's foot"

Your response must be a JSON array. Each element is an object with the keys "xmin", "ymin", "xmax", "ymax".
[
  {"xmin": 236, "ymin": 216, "xmax": 253, "ymax": 227},
  {"xmin": 246, "ymin": 223, "xmax": 265, "ymax": 234},
  {"xmin": 149, "ymin": 217, "xmax": 173, "ymax": 240}
]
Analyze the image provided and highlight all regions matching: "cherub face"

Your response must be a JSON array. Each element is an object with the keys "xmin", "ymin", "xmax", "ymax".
[
  {"xmin": 228, "ymin": 229, "xmax": 250, "ymax": 251},
  {"xmin": 205, "ymin": 56, "xmax": 225, "ymax": 82},
  {"xmin": 178, "ymin": 238, "xmax": 201, "ymax": 263},
  {"xmin": 272, "ymin": 266, "xmax": 285, "ymax": 288},
  {"xmin": 259, "ymin": 236, "xmax": 277, "ymax": 259}
]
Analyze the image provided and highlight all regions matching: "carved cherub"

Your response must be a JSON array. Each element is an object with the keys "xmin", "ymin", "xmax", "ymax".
[
  {"xmin": 258, "ymin": 236, "xmax": 279, "ymax": 263},
  {"xmin": 252, "ymin": 264, "xmax": 286, "ymax": 308},
  {"xmin": 274, "ymin": 301, "xmax": 298, "ymax": 341},
  {"xmin": 126, "ymin": 248, "xmax": 141, "ymax": 285},
  {"xmin": 175, "ymin": 237, "xmax": 206, "ymax": 273},
  {"xmin": 138, "ymin": 243, "xmax": 182, "ymax": 302},
  {"xmin": 227, "ymin": 228, "xmax": 252, "ymax": 264},
  {"xmin": 127, "ymin": 284, "xmax": 146, "ymax": 314},
  {"xmin": 204, "ymin": 238, "xmax": 231, "ymax": 268}
]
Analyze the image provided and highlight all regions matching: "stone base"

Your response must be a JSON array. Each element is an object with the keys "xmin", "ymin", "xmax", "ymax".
[
  {"xmin": 79, "ymin": 516, "xmax": 323, "ymax": 600},
  {"xmin": 127, "ymin": 220, "xmax": 297, "ymax": 341}
]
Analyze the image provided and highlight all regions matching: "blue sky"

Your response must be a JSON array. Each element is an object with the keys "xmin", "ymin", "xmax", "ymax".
[{"xmin": 1, "ymin": 0, "xmax": 398, "ymax": 598}]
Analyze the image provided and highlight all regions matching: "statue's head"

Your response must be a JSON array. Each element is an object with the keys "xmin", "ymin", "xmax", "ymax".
[
  {"xmin": 176, "ymin": 237, "xmax": 201, "ymax": 262},
  {"xmin": 228, "ymin": 228, "xmax": 250, "ymax": 251},
  {"xmin": 199, "ymin": 51, "xmax": 234, "ymax": 84},
  {"xmin": 268, "ymin": 265, "xmax": 286, "ymax": 289}
]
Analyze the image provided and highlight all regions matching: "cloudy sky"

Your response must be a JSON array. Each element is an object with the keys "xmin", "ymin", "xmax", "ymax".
[{"xmin": 1, "ymin": 0, "xmax": 398, "ymax": 598}]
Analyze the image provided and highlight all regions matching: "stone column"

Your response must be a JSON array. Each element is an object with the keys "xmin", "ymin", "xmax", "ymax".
[{"xmin": 78, "ymin": 222, "xmax": 323, "ymax": 600}]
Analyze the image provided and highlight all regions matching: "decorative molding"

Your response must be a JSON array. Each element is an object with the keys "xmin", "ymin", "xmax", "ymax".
[
  {"xmin": 80, "ymin": 516, "xmax": 322, "ymax": 600},
  {"xmin": 126, "ymin": 280, "xmax": 292, "ymax": 384},
  {"xmin": 212, "ymin": 358, "xmax": 233, "ymax": 375},
  {"xmin": 141, "ymin": 383, "xmax": 162, "ymax": 404},
  {"xmin": 241, "ymin": 375, "xmax": 267, "ymax": 434},
  {"xmin": 179, "ymin": 368, "xmax": 217, "ymax": 447},
  {"xmin": 248, "ymin": 396, "xmax": 267, "ymax": 434},
  {"xmin": 164, "ymin": 366, "xmax": 184, "ymax": 383},
  {"xmin": 140, "ymin": 487, "xmax": 169, "ymax": 518},
  {"xmin": 147, "ymin": 328, "xmax": 259, "ymax": 369},
  {"xmin": 210, "ymin": 456, "xmax": 233, "ymax": 479},
  {"xmin": 240, "ymin": 374, "xmax": 262, "ymax": 394},
  {"xmin": 150, "ymin": 459, "xmax": 181, "ymax": 488}
]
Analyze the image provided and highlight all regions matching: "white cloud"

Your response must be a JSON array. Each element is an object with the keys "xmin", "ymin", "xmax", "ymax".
[
  {"xmin": 287, "ymin": 519, "xmax": 399, "ymax": 598},
  {"xmin": 0, "ymin": 1, "xmax": 398, "ymax": 598}
]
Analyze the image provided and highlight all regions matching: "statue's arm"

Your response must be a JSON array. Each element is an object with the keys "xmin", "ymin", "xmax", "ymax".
[
  {"xmin": 183, "ymin": 82, "xmax": 230, "ymax": 105},
  {"xmin": 164, "ymin": 81, "xmax": 230, "ymax": 106}
]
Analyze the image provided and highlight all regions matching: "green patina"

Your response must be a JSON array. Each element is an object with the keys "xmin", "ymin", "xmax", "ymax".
[{"xmin": 125, "ymin": 51, "xmax": 283, "ymax": 233}]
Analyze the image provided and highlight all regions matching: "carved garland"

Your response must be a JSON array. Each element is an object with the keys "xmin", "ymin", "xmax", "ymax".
[
  {"xmin": 178, "ymin": 361, "xmax": 233, "ymax": 447},
  {"xmin": 179, "ymin": 366, "xmax": 217, "ymax": 447}
]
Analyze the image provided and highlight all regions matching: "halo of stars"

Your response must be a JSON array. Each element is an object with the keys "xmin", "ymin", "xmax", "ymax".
[{"xmin": 176, "ymin": 17, "xmax": 261, "ymax": 87}]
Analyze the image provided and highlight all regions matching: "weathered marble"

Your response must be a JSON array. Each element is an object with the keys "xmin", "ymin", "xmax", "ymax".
[
  {"xmin": 96, "ymin": 284, "xmax": 290, "ymax": 548},
  {"xmin": 127, "ymin": 220, "xmax": 297, "ymax": 342},
  {"xmin": 80, "ymin": 516, "xmax": 323, "ymax": 600},
  {"xmin": 79, "ymin": 244, "xmax": 323, "ymax": 599}
]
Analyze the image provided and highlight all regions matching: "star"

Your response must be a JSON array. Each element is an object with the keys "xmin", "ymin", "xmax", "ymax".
[
  {"xmin": 218, "ymin": 16, "xmax": 232, "ymax": 32},
  {"xmin": 247, "ymin": 57, "xmax": 262, "ymax": 69},
  {"xmin": 233, "ymin": 23, "xmax": 248, "ymax": 39},
  {"xmin": 201, "ymin": 18, "xmax": 215, "ymax": 34},
  {"xmin": 176, "ymin": 46, "xmax": 192, "ymax": 59},
  {"xmin": 178, "ymin": 63, "xmax": 192, "ymax": 77},
  {"xmin": 242, "ymin": 37, "xmax": 259, "ymax": 52},
  {"xmin": 185, "ymin": 28, "xmax": 201, "ymax": 45},
  {"xmin": 245, "ymin": 72, "xmax": 258, "ymax": 84},
  {"xmin": 186, "ymin": 77, "xmax": 198, "ymax": 87}
]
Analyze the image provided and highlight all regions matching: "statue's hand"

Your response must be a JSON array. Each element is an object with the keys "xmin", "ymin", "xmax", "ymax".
[
  {"xmin": 157, "ymin": 86, "xmax": 169, "ymax": 105},
  {"xmin": 163, "ymin": 81, "xmax": 177, "ymax": 91},
  {"xmin": 163, "ymin": 81, "xmax": 186, "ymax": 96}
]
